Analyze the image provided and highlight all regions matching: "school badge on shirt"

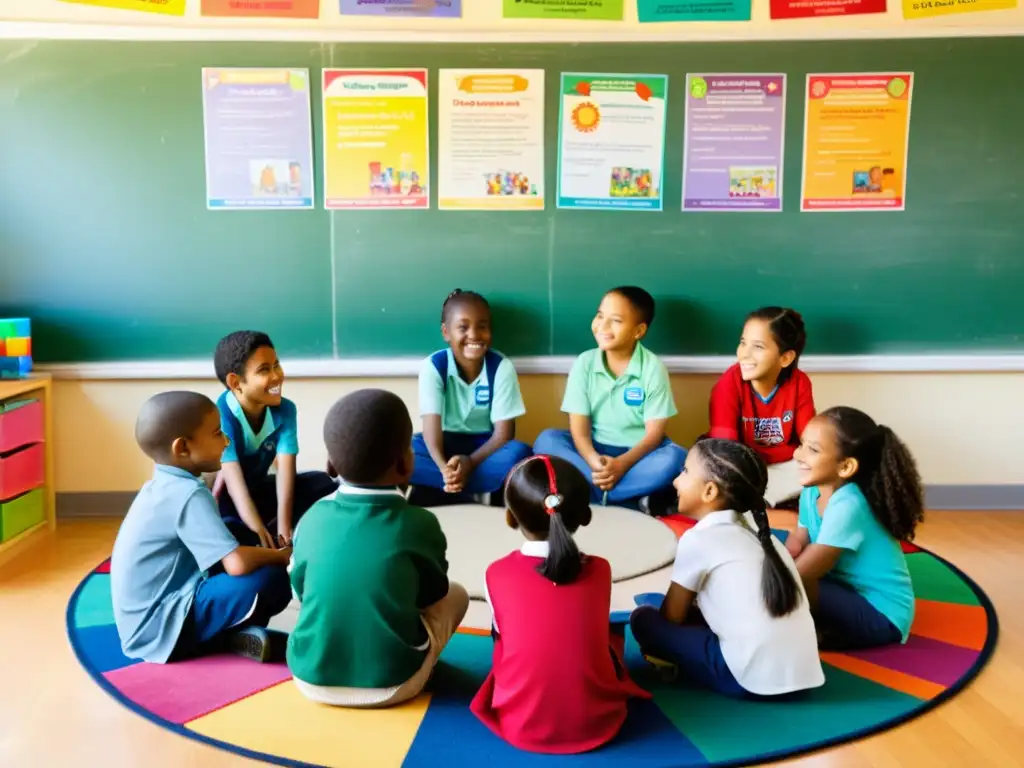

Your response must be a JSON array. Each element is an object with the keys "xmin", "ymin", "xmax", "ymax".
[
  {"xmin": 475, "ymin": 385, "xmax": 491, "ymax": 406},
  {"xmin": 624, "ymin": 386, "xmax": 645, "ymax": 406}
]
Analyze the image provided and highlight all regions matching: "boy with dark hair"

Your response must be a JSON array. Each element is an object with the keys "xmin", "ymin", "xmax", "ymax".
[
  {"xmin": 110, "ymin": 391, "xmax": 292, "ymax": 664},
  {"xmin": 212, "ymin": 331, "xmax": 336, "ymax": 548},
  {"xmin": 287, "ymin": 388, "xmax": 469, "ymax": 707},
  {"xmin": 534, "ymin": 286, "xmax": 686, "ymax": 513}
]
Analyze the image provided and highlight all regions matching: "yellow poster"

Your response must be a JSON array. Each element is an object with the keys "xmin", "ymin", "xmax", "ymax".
[
  {"xmin": 801, "ymin": 73, "xmax": 913, "ymax": 212},
  {"xmin": 903, "ymin": 0, "xmax": 1015, "ymax": 19},
  {"xmin": 59, "ymin": 0, "xmax": 186, "ymax": 14},
  {"xmin": 322, "ymin": 69, "xmax": 430, "ymax": 210}
]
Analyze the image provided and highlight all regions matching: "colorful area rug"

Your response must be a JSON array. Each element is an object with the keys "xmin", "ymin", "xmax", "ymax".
[{"xmin": 67, "ymin": 516, "xmax": 998, "ymax": 767}]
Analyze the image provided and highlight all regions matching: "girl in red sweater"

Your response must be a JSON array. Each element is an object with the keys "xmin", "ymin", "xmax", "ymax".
[
  {"xmin": 708, "ymin": 307, "xmax": 814, "ymax": 507},
  {"xmin": 470, "ymin": 455, "xmax": 650, "ymax": 754}
]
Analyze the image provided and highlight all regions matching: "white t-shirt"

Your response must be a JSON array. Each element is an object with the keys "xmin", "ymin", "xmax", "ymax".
[{"xmin": 671, "ymin": 509, "xmax": 825, "ymax": 696}]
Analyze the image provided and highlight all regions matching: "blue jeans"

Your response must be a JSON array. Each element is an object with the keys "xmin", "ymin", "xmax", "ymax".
[
  {"xmin": 170, "ymin": 566, "xmax": 292, "ymax": 661},
  {"xmin": 532, "ymin": 429, "xmax": 686, "ymax": 505},
  {"xmin": 630, "ymin": 605, "xmax": 749, "ymax": 698},
  {"xmin": 219, "ymin": 471, "xmax": 338, "ymax": 547},
  {"xmin": 815, "ymin": 577, "xmax": 903, "ymax": 651},
  {"xmin": 411, "ymin": 432, "xmax": 532, "ymax": 494}
]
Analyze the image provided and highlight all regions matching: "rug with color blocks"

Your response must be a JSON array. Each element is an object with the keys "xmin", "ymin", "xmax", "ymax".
[{"xmin": 67, "ymin": 516, "xmax": 998, "ymax": 767}]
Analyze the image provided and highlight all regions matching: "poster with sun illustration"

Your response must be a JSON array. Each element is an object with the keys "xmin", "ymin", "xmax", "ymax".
[{"xmin": 557, "ymin": 73, "xmax": 669, "ymax": 211}]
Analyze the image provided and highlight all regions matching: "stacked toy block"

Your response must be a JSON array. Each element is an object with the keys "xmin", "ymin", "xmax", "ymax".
[{"xmin": 0, "ymin": 319, "xmax": 32, "ymax": 377}]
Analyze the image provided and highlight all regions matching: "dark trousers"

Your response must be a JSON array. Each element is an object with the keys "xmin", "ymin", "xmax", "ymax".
[
  {"xmin": 815, "ymin": 577, "xmax": 903, "ymax": 651},
  {"xmin": 169, "ymin": 566, "xmax": 292, "ymax": 662},
  {"xmin": 410, "ymin": 432, "xmax": 532, "ymax": 496},
  {"xmin": 218, "ymin": 471, "xmax": 337, "ymax": 546}
]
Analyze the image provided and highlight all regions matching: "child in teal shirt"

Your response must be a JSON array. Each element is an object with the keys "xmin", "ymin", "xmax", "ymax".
[{"xmin": 786, "ymin": 406, "xmax": 923, "ymax": 650}]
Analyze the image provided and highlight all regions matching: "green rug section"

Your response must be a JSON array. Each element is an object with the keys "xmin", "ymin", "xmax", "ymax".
[
  {"xmin": 651, "ymin": 664, "xmax": 922, "ymax": 764},
  {"xmin": 72, "ymin": 574, "xmax": 116, "ymax": 629},
  {"xmin": 906, "ymin": 552, "xmax": 980, "ymax": 606}
]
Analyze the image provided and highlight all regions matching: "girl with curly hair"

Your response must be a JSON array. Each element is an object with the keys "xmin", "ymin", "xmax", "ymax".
[{"xmin": 787, "ymin": 406, "xmax": 924, "ymax": 650}]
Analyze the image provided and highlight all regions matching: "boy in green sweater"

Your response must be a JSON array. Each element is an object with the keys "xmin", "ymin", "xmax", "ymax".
[{"xmin": 287, "ymin": 389, "xmax": 469, "ymax": 707}]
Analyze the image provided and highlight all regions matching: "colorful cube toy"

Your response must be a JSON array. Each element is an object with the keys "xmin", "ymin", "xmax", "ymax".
[{"xmin": 0, "ymin": 319, "xmax": 32, "ymax": 377}]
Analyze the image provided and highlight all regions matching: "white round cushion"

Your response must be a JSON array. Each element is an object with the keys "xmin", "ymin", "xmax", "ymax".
[{"xmin": 431, "ymin": 504, "xmax": 679, "ymax": 600}]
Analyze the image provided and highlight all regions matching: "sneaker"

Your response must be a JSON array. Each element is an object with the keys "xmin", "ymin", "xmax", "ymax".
[{"xmin": 226, "ymin": 626, "xmax": 271, "ymax": 663}]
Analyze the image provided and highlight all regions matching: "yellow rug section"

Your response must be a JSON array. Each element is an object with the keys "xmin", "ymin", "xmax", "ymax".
[{"xmin": 187, "ymin": 678, "xmax": 431, "ymax": 767}]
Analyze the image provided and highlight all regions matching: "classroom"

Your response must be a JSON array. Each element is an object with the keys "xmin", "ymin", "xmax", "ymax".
[{"xmin": 0, "ymin": 1, "xmax": 1022, "ymax": 766}]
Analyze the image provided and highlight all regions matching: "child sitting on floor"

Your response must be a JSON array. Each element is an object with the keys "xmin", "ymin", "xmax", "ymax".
[
  {"xmin": 287, "ymin": 389, "xmax": 469, "ymax": 707},
  {"xmin": 708, "ymin": 307, "xmax": 814, "ymax": 508},
  {"xmin": 212, "ymin": 331, "xmax": 336, "ymax": 548},
  {"xmin": 410, "ymin": 289, "xmax": 531, "ymax": 505},
  {"xmin": 470, "ymin": 455, "xmax": 650, "ymax": 754},
  {"xmin": 111, "ymin": 392, "xmax": 292, "ymax": 664},
  {"xmin": 534, "ymin": 287, "xmax": 686, "ymax": 513},
  {"xmin": 630, "ymin": 438, "xmax": 824, "ymax": 699},
  {"xmin": 788, "ymin": 406, "xmax": 923, "ymax": 650}
]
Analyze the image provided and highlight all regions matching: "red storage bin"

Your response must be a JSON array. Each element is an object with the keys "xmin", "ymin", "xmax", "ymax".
[
  {"xmin": 0, "ymin": 443, "xmax": 44, "ymax": 500},
  {"xmin": 0, "ymin": 399, "xmax": 43, "ymax": 453}
]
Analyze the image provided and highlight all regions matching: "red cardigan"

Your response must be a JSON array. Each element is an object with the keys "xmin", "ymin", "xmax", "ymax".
[
  {"xmin": 708, "ymin": 363, "xmax": 815, "ymax": 465},
  {"xmin": 470, "ymin": 552, "xmax": 650, "ymax": 754}
]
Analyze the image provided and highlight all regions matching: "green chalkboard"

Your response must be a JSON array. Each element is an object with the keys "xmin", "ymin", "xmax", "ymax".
[{"xmin": 1, "ymin": 38, "xmax": 1021, "ymax": 362}]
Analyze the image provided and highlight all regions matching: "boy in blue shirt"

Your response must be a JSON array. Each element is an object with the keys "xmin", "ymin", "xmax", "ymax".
[
  {"xmin": 110, "ymin": 391, "xmax": 292, "ymax": 664},
  {"xmin": 534, "ymin": 287, "xmax": 686, "ymax": 512},
  {"xmin": 212, "ymin": 331, "xmax": 336, "ymax": 548}
]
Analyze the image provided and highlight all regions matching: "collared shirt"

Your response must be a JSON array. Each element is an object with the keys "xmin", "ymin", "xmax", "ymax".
[
  {"xmin": 418, "ymin": 348, "xmax": 526, "ymax": 433},
  {"xmin": 110, "ymin": 465, "xmax": 239, "ymax": 663},
  {"xmin": 799, "ymin": 483, "xmax": 914, "ymax": 641},
  {"xmin": 561, "ymin": 343, "xmax": 677, "ymax": 447},
  {"xmin": 286, "ymin": 483, "xmax": 450, "ymax": 690},
  {"xmin": 671, "ymin": 509, "xmax": 825, "ymax": 695},
  {"xmin": 484, "ymin": 540, "xmax": 549, "ymax": 633},
  {"xmin": 217, "ymin": 390, "xmax": 298, "ymax": 481}
]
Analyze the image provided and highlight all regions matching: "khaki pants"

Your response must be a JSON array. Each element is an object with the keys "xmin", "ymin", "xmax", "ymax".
[{"xmin": 293, "ymin": 582, "xmax": 470, "ymax": 708}]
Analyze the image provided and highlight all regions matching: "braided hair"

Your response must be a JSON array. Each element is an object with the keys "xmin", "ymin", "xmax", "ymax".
[
  {"xmin": 694, "ymin": 438, "xmax": 802, "ymax": 618},
  {"xmin": 441, "ymin": 289, "xmax": 489, "ymax": 324},
  {"xmin": 821, "ymin": 407, "xmax": 924, "ymax": 541},
  {"xmin": 745, "ymin": 307, "xmax": 807, "ymax": 384}
]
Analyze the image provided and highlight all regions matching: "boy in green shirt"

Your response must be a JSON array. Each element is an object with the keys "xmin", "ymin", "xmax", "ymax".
[
  {"xmin": 534, "ymin": 286, "xmax": 687, "ymax": 513},
  {"xmin": 287, "ymin": 389, "xmax": 469, "ymax": 707}
]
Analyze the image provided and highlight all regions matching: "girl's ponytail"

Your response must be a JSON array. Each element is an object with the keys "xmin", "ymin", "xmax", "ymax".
[
  {"xmin": 750, "ymin": 498, "xmax": 801, "ymax": 618},
  {"xmin": 541, "ymin": 509, "xmax": 583, "ymax": 585}
]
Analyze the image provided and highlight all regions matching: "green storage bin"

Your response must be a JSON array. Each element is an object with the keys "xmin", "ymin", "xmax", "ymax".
[{"xmin": 1, "ymin": 488, "xmax": 45, "ymax": 542}]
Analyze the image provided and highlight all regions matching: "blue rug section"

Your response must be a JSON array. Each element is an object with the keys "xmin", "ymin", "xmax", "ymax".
[
  {"xmin": 71, "ymin": 623, "xmax": 140, "ymax": 674},
  {"xmin": 405, "ymin": 633, "xmax": 706, "ymax": 767},
  {"xmin": 73, "ymin": 574, "xmax": 116, "ymax": 629}
]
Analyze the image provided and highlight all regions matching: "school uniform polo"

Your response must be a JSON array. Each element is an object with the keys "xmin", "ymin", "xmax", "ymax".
[
  {"xmin": 561, "ymin": 343, "xmax": 677, "ymax": 448},
  {"xmin": 669, "ymin": 509, "xmax": 824, "ymax": 695},
  {"xmin": 471, "ymin": 542, "xmax": 650, "ymax": 754},
  {"xmin": 418, "ymin": 348, "xmax": 526, "ymax": 434},
  {"xmin": 799, "ymin": 484, "xmax": 914, "ymax": 641},
  {"xmin": 110, "ymin": 465, "xmax": 240, "ymax": 663},
  {"xmin": 286, "ymin": 485, "xmax": 450, "ymax": 692},
  {"xmin": 217, "ymin": 390, "xmax": 298, "ymax": 482}
]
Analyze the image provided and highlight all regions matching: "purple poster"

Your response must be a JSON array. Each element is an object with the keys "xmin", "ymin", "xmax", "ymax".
[
  {"xmin": 339, "ymin": 0, "xmax": 462, "ymax": 16},
  {"xmin": 682, "ymin": 74, "xmax": 786, "ymax": 212},
  {"xmin": 201, "ymin": 68, "xmax": 315, "ymax": 210}
]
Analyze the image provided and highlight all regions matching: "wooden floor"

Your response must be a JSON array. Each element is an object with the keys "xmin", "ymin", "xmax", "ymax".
[{"xmin": 1, "ymin": 514, "xmax": 1022, "ymax": 768}]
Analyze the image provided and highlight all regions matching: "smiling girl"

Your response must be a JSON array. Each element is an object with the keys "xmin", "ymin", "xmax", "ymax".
[
  {"xmin": 708, "ymin": 307, "xmax": 814, "ymax": 507},
  {"xmin": 410, "ymin": 289, "xmax": 531, "ymax": 505}
]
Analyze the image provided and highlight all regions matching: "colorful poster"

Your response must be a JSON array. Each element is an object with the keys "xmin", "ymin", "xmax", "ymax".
[
  {"xmin": 58, "ymin": 0, "xmax": 185, "ymax": 13},
  {"xmin": 638, "ymin": 0, "xmax": 752, "ymax": 21},
  {"xmin": 801, "ymin": 73, "xmax": 913, "ymax": 212},
  {"xmin": 201, "ymin": 68, "xmax": 315, "ymax": 210},
  {"xmin": 557, "ymin": 73, "xmax": 668, "ymax": 211},
  {"xmin": 503, "ymin": 0, "xmax": 624, "ymax": 20},
  {"xmin": 322, "ymin": 69, "xmax": 429, "ymax": 210},
  {"xmin": 682, "ymin": 74, "xmax": 785, "ymax": 212},
  {"xmin": 202, "ymin": 0, "xmax": 320, "ymax": 17},
  {"xmin": 438, "ymin": 70, "xmax": 545, "ymax": 211},
  {"xmin": 902, "ymin": 0, "xmax": 1016, "ymax": 19},
  {"xmin": 770, "ymin": 0, "xmax": 885, "ymax": 17},
  {"xmin": 340, "ymin": 0, "xmax": 462, "ymax": 15}
]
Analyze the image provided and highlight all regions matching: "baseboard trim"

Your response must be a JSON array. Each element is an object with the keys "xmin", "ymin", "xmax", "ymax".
[{"xmin": 56, "ymin": 485, "xmax": 1024, "ymax": 519}]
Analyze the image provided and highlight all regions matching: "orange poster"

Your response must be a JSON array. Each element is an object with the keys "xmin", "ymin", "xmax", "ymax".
[
  {"xmin": 201, "ymin": 0, "xmax": 320, "ymax": 17},
  {"xmin": 801, "ymin": 73, "xmax": 913, "ymax": 212}
]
